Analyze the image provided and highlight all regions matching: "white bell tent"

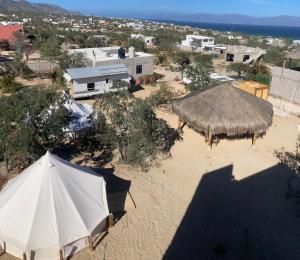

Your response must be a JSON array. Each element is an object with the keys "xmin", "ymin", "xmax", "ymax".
[{"xmin": 0, "ymin": 151, "xmax": 109, "ymax": 260}]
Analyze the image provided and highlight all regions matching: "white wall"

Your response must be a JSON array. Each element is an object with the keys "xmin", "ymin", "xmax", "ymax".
[{"xmin": 72, "ymin": 73, "xmax": 129, "ymax": 98}]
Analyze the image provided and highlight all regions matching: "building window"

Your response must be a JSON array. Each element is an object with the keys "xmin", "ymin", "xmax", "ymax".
[
  {"xmin": 87, "ymin": 82, "xmax": 95, "ymax": 91},
  {"xmin": 136, "ymin": 65, "xmax": 143, "ymax": 74},
  {"xmin": 243, "ymin": 55, "xmax": 250, "ymax": 62}
]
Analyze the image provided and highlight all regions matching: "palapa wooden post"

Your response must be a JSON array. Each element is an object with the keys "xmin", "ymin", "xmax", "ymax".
[
  {"xmin": 59, "ymin": 249, "xmax": 64, "ymax": 260},
  {"xmin": 88, "ymin": 236, "xmax": 94, "ymax": 251},
  {"xmin": 22, "ymin": 252, "xmax": 27, "ymax": 260},
  {"xmin": 252, "ymin": 132, "xmax": 257, "ymax": 146},
  {"xmin": 207, "ymin": 128, "xmax": 213, "ymax": 148},
  {"xmin": 177, "ymin": 117, "xmax": 182, "ymax": 130}
]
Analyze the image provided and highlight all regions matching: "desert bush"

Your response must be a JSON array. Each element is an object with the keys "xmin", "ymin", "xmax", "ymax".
[{"xmin": 93, "ymin": 91, "xmax": 180, "ymax": 170}]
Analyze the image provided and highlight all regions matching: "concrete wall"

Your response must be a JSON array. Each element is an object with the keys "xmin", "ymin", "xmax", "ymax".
[
  {"xmin": 95, "ymin": 56, "xmax": 154, "ymax": 78},
  {"xmin": 270, "ymin": 66, "xmax": 300, "ymax": 105}
]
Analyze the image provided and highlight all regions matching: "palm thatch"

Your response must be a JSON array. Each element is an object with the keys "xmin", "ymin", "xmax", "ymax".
[
  {"xmin": 172, "ymin": 84, "xmax": 273, "ymax": 137},
  {"xmin": 285, "ymin": 50, "xmax": 300, "ymax": 61}
]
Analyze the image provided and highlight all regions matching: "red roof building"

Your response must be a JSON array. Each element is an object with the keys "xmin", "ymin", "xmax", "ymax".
[{"xmin": 0, "ymin": 25, "xmax": 23, "ymax": 43}]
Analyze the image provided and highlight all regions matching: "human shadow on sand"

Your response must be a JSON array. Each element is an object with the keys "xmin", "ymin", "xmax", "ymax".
[{"xmin": 163, "ymin": 163, "xmax": 300, "ymax": 260}]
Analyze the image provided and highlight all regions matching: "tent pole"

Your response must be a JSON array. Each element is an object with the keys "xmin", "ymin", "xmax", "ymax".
[
  {"xmin": 88, "ymin": 236, "xmax": 94, "ymax": 251},
  {"xmin": 106, "ymin": 214, "xmax": 113, "ymax": 230},
  {"xmin": 59, "ymin": 249, "xmax": 64, "ymax": 260},
  {"xmin": 0, "ymin": 241, "xmax": 6, "ymax": 255}
]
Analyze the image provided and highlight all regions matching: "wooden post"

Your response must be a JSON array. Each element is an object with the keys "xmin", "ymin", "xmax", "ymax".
[
  {"xmin": 88, "ymin": 236, "xmax": 94, "ymax": 251},
  {"xmin": 22, "ymin": 252, "xmax": 27, "ymax": 260},
  {"xmin": 59, "ymin": 250, "xmax": 64, "ymax": 260},
  {"xmin": 177, "ymin": 118, "xmax": 182, "ymax": 130},
  {"xmin": 252, "ymin": 132, "xmax": 257, "ymax": 146},
  {"xmin": 106, "ymin": 214, "xmax": 113, "ymax": 230},
  {"xmin": 0, "ymin": 241, "xmax": 6, "ymax": 256},
  {"xmin": 207, "ymin": 128, "xmax": 213, "ymax": 148}
]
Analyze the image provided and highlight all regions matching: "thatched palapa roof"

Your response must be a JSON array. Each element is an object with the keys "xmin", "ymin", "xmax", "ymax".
[
  {"xmin": 285, "ymin": 49, "xmax": 300, "ymax": 61},
  {"xmin": 172, "ymin": 84, "xmax": 273, "ymax": 137}
]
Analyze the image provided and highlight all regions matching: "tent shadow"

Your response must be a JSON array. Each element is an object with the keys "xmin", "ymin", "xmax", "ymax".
[
  {"xmin": 163, "ymin": 163, "xmax": 300, "ymax": 260},
  {"xmin": 92, "ymin": 167, "xmax": 135, "ymax": 220}
]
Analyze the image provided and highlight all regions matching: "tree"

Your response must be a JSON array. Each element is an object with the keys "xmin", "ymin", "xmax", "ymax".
[
  {"xmin": 58, "ymin": 52, "xmax": 91, "ymax": 71},
  {"xmin": 0, "ymin": 75, "xmax": 22, "ymax": 93},
  {"xmin": 39, "ymin": 37, "xmax": 61, "ymax": 61},
  {"xmin": 227, "ymin": 62, "xmax": 248, "ymax": 78},
  {"xmin": 194, "ymin": 54, "xmax": 213, "ymax": 68},
  {"xmin": 247, "ymin": 63, "xmax": 270, "ymax": 75},
  {"xmin": 246, "ymin": 63, "xmax": 271, "ymax": 85},
  {"xmin": 265, "ymin": 48, "xmax": 285, "ymax": 67},
  {"xmin": 10, "ymin": 57, "xmax": 33, "ymax": 79},
  {"xmin": 128, "ymin": 38, "xmax": 146, "ymax": 52},
  {"xmin": 0, "ymin": 88, "xmax": 71, "ymax": 172},
  {"xmin": 12, "ymin": 31, "xmax": 29, "ymax": 58},
  {"xmin": 276, "ymin": 136, "xmax": 300, "ymax": 175},
  {"xmin": 184, "ymin": 64, "xmax": 212, "ymax": 92},
  {"xmin": 173, "ymin": 51, "xmax": 191, "ymax": 70},
  {"xmin": 93, "ymin": 91, "xmax": 178, "ymax": 170},
  {"xmin": 0, "ymin": 40, "xmax": 10, "ymax": 51}
]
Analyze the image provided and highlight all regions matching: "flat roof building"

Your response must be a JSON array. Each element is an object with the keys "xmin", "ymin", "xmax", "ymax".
[
  {"xmin": 131, "ymin": 34, "xmax": 156, "ymax": 46},
  {"xmin": 224, "ymin": 45, "xmax": 266, "ymax": 64},
  {"xmin": 69, "ymin": 46, "xmax": 154, "ymax": 78},
  {"xmin": 181, "ymin": 35, "xmax": 215, "ymax": 50},
  {"xmin": 64, "ymin": 64, "xmax": 131, "ymax": 99}
]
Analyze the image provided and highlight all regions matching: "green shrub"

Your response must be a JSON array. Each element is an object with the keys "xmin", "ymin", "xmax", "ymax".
[{"xmin": 0, "ymin": 75, "xmax": 22, "ymax": 93}]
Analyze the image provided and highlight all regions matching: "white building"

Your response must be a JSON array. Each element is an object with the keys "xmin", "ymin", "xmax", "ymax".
[
  {"xmin": 64, "ymin": 64, "xmax": 131, "ymax": 99},
  {"xmin": 293, "ymin": 40, "xmax": 300, "ymax": 45},
  {"xmin": 131, "ymin": 34, "xmax": 156, "ymax": 46},
  {"xmin": 68, "ymin": 46, "xmax": 154, "ymax": 78},
  {"xmin": 181, "ymin": 35, "xmax": 215, "ymax": 50}
]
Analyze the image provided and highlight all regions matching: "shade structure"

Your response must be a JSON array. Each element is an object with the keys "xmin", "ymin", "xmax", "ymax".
[
  {"xmin": 173, "ymin": 84, "xmax": 273, "ymax": 137},
  {"xmin": 0, "ymin": 152, "xmax": 109, "ymax": 260}
]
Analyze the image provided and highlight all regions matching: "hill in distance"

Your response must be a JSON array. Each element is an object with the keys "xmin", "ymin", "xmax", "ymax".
[
  {"xmin": 0, "ymin": 0, "xmax": 80, "ymax": 15},
  {"xmin": 149, "ymin": 12, "xmax": 300, "ymax": 27}
]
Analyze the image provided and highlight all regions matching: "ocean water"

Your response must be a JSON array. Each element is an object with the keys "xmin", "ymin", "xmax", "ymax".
[{"xmin": 155, "ymin": 20, "xmax": 300, "ymax": 39}]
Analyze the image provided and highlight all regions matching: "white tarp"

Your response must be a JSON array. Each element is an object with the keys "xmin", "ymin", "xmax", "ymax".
[
  {"xmin": 0, "ymin": 152, "xmax": 109, "ymax": 260},
  {"xmin": 64, "ymin": 97, "xmax": 93, "ymax": 133}
]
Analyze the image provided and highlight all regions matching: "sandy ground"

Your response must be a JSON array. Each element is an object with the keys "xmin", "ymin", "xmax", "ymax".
[{"xmin": 2, "ymin": 67, "xmax": 300, "ymax": 260}]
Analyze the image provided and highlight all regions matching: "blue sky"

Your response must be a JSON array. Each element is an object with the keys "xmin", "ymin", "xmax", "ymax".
[{"xmin": 29, "ymin": 0, "xmax": 300, "ymax": 17}]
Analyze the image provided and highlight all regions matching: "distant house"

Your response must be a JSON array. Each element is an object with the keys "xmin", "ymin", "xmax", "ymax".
[
  {"xmin": 181, "ymin": 35, "xmax": 215, "ymax": 50},
  {"xmin": 93, "ymin": 35, "xmax": 108, "ymax": 45},
  {"xmin": 131, "ymin": 34, "xmax": 156, "ymax": 46},
  {"xmin": 0, "ymin": 24, "xmax": 23, "ymax": 44},
  {"xmin": 68, "ymin": 46, "xmax": 154, "ymax": 78},
  {"xmin": 224, "ymin": 45, "xmax": 266, "ymax": 64},
  {"xmin": 292, "ymin": 40, "xmax": 300, "ymax": 45},
  {"xmin": 64, "ymin": 64, "xmax": 131, "ymax": 99}
]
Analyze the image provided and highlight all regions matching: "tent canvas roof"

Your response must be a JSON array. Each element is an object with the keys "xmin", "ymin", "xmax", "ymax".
[{"xmin": 0, "ymin": 152, "xmax": 109, "ymax": 259}]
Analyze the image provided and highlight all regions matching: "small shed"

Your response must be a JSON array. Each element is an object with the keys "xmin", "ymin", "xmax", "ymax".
[{"xmin": 239, "ymin": 81, "xmax": 269, "ymax": 100}]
